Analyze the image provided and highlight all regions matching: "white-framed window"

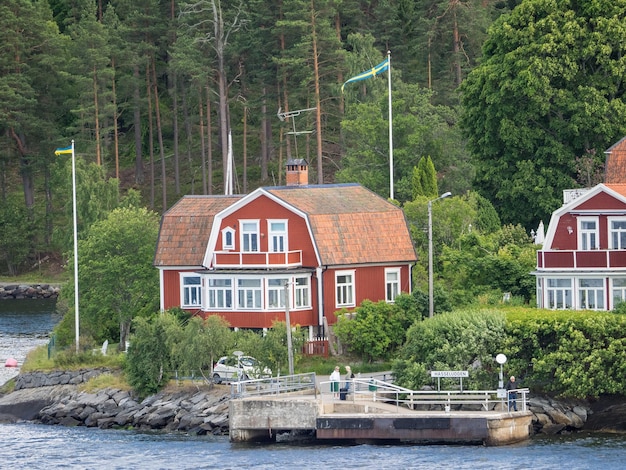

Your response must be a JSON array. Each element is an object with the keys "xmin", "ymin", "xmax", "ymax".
[
  {"xmin": 294, "ymin": 276, "xmax": 311, "ymax": 308},
  {"xmin": 221, "ymin": 227, "xmax": 235, "ymax": 250},
  {"xmin": 267, "ymin": 278, "xmax": 288, "ymax": 309},
  {"xmin": 336, "ymin": 270, "xmax": 355, "ymax": 307},
  {"xmin": 579, "ymin": 217, "xmax": 598, "ymax": 250},
  {"xmin": 546, "ymin": 278, "xmax": 572, "ymax": 309},
  {"xmin": 238, "ymin": 278, "xmax": 262, "ymax": 309},
  {"xmin": 181, "ymin": 275, "xmax": 202, "ymax": 307},
  {"xmin": 240, "ymin": 220, "xmax": 259, "ymax": 252},
  {"xmin": 208, "ymin": 278, "xmax": 233, "ymax": 309},
  {"xmin": 609, "ymin": 218, "xmax": 626, "ymax": 249},
  {"xmin": 385, "ymin": 268, "xmax": 401, "ymax": 302},
  {"xmin": 268, "ymin": 220, "xmax": 287, "ymax": 253},
  {"xmin": 612, "ymin": 278, "xmax": 626, "ymax": 309},
  {"xmin": 578, "ymin": 278, "xmax": 604, "ymax": 310}
]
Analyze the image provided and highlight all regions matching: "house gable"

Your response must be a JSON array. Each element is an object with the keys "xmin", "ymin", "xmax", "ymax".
[
  {"xmin": 203, "ymin": 191, "xmax": 319, "ymax": 268},
  {"xmin": 544, "ymin": 184, "xmax": 626, "ymax": 250}
]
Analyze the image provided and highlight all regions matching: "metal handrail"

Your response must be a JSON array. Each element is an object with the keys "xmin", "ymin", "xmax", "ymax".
[
  {"xmin": 321, "ymin": 378, "xmax": 530, "ymax": 412},
  {"xmin": 230, "ymin": 372, "xmax": 317, "ymax": 398}
]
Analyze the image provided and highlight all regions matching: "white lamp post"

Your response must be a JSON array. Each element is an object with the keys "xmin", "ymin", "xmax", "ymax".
[
  {"xmin": 428, "ymin": 192, "xmax": 451, "ymax": 318},
  {"xmin": 496, "ymin": 353, "xmax": 507, "ymax": 389}
]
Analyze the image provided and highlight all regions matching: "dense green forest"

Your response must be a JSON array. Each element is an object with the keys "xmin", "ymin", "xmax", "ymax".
[{"xmin": 2, "ymin": 0, "xmax": 626, "ymax": 277}]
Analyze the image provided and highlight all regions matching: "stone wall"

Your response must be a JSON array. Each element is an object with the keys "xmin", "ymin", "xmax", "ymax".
[
  {"xmin": 14, "ymin": 369, "xmax": 111, "ymax": 390},
  {"xmin": 0, "ymin": 284, "xmax": 60, "ymax": 300}
]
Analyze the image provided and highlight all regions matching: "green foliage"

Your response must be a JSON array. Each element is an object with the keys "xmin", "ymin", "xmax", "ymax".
[
  {"xmin": 260, "ymin": 320, "xmax": 306, "ymax": 376},
  {"xmin": 440, "ymin": 224, "xmax": 537, "ymax": 304},
  {"xmin": 334, "ymin": 297, "xmax": 419, "ymax": 362},
  {"xmin": 410, "ymin": 287, "xmax": 453, "ymax": 317},
  {"xmin": 125, "ymin": 313, "xmax": 176, "ymax": 398},
  {"xmin": 420, "ymin": 156, "xmax": 438, "ymax": 198},
  {"xmin": 503, "ymin": 309, "xmax": 626, "ymax": 399},
  {"xmin": 468, "ymin": 192, "xmax": 501, "ymax": 234},
  {"xmin": 339, "ymin": 80, "xmax": 470, "ymax": 202},
  {"xmin": 55, "ymin": 205, "xmax": 160, "ymax": 348},
  {"xmin": 460, "ymin": 0, "xmax": 626, "ymax": 227},
  {"xmin": 169, "ymin": 315, "xmax": 233, "ymax": 381},
  {"xmin": 394, "ymin": 309, "xmax": 507, "ymax": 390},
  {"xmin": 0, "ymin": 197, "xmax": 33, "ymax": 276}
]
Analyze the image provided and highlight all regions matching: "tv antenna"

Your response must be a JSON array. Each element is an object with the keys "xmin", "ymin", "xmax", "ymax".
[{"xmin": 277, "ymin": 107, "xmax": 316, "ymax": 158}]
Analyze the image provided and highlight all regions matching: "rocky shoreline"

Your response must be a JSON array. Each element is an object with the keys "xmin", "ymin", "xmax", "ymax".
[
  {"xmin": 0, "ymin": 283, "xmax": 60, "ymax": 300},
  {"xmin": 0, "ymin": 369, "xmax": 230, "ymax": 435},
  {"xmin": 0, "ymin": 369, "xmax": 624, "ymax": 436}
]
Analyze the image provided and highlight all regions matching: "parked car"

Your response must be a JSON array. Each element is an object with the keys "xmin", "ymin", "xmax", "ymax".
[{"xmin": 212, "ymin": 355, "xmax": 272, "ymax": 384}]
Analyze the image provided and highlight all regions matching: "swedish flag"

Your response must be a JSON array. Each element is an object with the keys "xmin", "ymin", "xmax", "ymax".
[
  {"xmin": 54, "ymin": 146, "xmax": 72, "ymax": 155},
  {"xmin": 342, "ymin": 58, "xmax": 390, "ymax": 92}
]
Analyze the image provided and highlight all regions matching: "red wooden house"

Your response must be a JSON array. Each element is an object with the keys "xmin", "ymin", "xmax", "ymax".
[
  {"xmin": 535, "ymin": 137, "xmax": 626, "ymax": 310},
  {"xmin": 154, "ymin": 161, "xmax": 417, "ymax": 338}
]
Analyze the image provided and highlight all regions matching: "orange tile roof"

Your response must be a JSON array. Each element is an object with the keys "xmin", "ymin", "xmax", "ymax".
[
  {"xmin": 605, "ymin": 184, "xmax": 626, "ymax": 198},
  {"xmin": 268, "ymin": 184, "xmax": 417, "ymax": 265},
  {"xmin": 154, "ymin": 195, "xmax": 243, "ymax": 267},
  {"xmin": 604, "ymin": 137, "xmax": 626, "ymax": 184},
  {"xmin": 155, "ymin": 185, "xmax": 417, "ymax": 268}
]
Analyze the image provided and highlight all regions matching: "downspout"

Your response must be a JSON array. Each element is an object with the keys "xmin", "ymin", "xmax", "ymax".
[
  {"xmin": 316, "ymin": 266, "xmax": 325, "ymax": 327},
  {"xmin": 159, "ymin": 269, "xmax": 165, "ymax": 312},
  {"xmin": 408, "ymin": 262, "xmax": 414, "ymax": 294}
]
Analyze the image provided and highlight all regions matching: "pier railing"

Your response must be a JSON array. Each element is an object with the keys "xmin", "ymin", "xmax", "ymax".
[
  {"xmin": 230, "ymin": 372, "xmax": 317, "ymax": 398},
  {"xmin": 321, "ymin": 377, "xmax": 529, "ymax": 412}
]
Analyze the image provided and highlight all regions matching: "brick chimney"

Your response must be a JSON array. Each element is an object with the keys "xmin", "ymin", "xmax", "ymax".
[{"xmin": 286, "ymin": 158, "xmax": 308, "ymax": 186}]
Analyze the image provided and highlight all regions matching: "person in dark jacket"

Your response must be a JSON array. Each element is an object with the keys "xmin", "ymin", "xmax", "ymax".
[{"xmin": 506, "ymin": 376, "xmax": 518, "ymax": 411}]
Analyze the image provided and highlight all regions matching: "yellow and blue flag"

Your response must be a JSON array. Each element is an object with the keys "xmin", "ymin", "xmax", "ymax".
[
  {"xmin": 54, "ymin": 146, "xmax": 72, "ymax": 156},
  {"xmin": 342, "ymin": 58, "xmax": 389, "ymax": 92}
]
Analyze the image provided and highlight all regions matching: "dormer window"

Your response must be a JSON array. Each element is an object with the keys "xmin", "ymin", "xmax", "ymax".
[
  {"xmin": 241, "ymin": 220, "xmax": 259, "ymax": 252},
  {"xmin": 222, "ymin": 226, "xmax": 235, "ymax": 250},
  {"xmin": 579, "ymin": 217, "xmax": 598, "ymax": 250},
  {"xmin": 268, "ymin": 220, "xmax": 287, "ymax": 253}
]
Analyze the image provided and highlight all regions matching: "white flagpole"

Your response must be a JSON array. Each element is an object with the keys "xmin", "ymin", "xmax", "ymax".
[
  {"xmin": 387, "ymin": 50, "xmax": 394, "ymax": 200},
  {"xmin": 225, "ymin": 130, "xmax": 233, "ymax": 195},
  {"xmin": 70, "ymin": 140, "xmax": 80, "ymax": 353}
]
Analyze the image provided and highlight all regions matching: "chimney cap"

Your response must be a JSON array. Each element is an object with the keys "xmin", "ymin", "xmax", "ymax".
[{"xmin": 286, "ymin": 158, "xmax": 308, "ymax": 166}]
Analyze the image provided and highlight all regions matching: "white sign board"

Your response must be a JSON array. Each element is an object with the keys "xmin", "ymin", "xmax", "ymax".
[{"xmin": 430, "ymin": 370, "xmax": 469, "ymax": 378}]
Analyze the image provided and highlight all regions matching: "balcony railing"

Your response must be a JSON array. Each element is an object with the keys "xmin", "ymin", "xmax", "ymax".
[
  {"xmin": 537, "ymin": 249, "xmax": 626, "ymax": 270},
  {"xmin": 212, "ymin": 250, "xmax": 303, "ymax": 268}
]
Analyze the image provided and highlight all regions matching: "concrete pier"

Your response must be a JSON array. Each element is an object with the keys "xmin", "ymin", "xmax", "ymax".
[{"xmin": 229, "ymin": 393, "xmax": 532, "ymax": 446}]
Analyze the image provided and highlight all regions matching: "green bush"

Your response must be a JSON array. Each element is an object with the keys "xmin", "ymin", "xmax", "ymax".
[
  {"xmin": 394, "ymin": 308, "xmax": 507, "ymax": 390},
  {"xmin": 503, "ymin": 308, "xmax": 626, "ymax": 398}
]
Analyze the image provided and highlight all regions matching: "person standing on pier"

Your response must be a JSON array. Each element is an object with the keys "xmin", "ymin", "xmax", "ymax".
[
  {"xmin": 506, "ymin": 376, "xmax": 518, "ymax": 411},
  {"xmin": 330, "ymin": 366, "xmax": 341, "ymax": 398},
  {"xmin": 344, "ymin": 366, "xmax": 355, "ymax": 391}
]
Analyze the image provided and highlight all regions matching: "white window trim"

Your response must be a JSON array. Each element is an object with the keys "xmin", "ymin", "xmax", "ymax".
[
  {"xmin": 335, "ymin": 270, "xmax": 356, "ymax": 308},
  {"xmin": 267, "ymin": 276, "xmax": 289, "ymax": 310},
  {"xmin": 578, "ymin": 217, "xmax": 599, "ymax": 250},
  {"xmin": 385, "ymin": 267, "xmax": 401, "ymax": 303},
  {"xmin": 180, "ymin": 273, "xmax": 202, "ymax": 308},
  {"xmin": 221, "ymin": 226, "xmax": 235, "ymax": 250},
  {"xmin": 546, "ymin": 277, "xmax": 572, "ymax": 310},
  {"xmin": 608, "ymin": 216, "xmax": 626, "ymax": 250},
  {"xmin": 240, "ymin": 220, "xmax": 260, "ymax": 253},
  {"xmin": 611, "ymin": 277, "xmax": 626, "ymax": 310},
  {"xmin": 294, "ymin": 276, "xmax": 311, "ymax": 308},
  {"xmin": 268, "ymin": 219, "xmax": 288, "ymax": 253},
  {"xmin": 237, "ymin": 278, "xmax": 263, "ymax": 309},
  {"xmin": 207, "ymin": 277, "xmax": 233, "ymax": 310},
  {"xmin": 577, "ymin": 278, "xmax": 605, "ymax": 310}
]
